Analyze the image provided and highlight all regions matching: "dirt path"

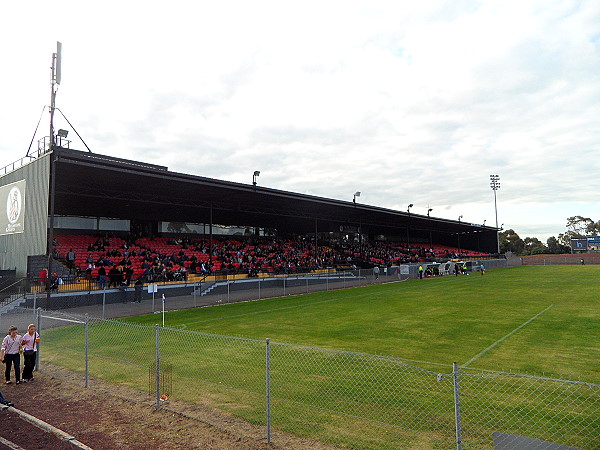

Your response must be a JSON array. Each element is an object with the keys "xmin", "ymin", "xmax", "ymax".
[{"xmin": 0, "ymin": 366, "xmax": 332, "ymax": 449}]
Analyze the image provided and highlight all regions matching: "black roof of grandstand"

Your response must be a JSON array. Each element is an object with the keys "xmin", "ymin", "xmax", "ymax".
[{"xmin": 51, "ymin": 147, "xmax": 493, "ymax": 241}]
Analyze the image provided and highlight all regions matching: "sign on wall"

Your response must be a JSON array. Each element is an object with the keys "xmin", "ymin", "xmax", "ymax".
[
  {"xmin": 0, "ymin": 180, "xmax": 26, "ymax": 236},
  {"xmin": 587, "ymin": 236, "xmax": 600, "ymax": 251}
]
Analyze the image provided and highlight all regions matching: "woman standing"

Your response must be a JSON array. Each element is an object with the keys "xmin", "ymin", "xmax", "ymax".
[
  {"xmin": 21, "ymin": 324, "xmax": 40, "ymax": 382},
  {"xmin": 1, "ymin": 326, "xmax": 22, "ymax": 384}
]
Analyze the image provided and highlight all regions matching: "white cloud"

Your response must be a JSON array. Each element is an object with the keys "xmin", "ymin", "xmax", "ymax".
[{"xmin": 1, "ymin": 0, "xmax": 599, "ymax": 242}]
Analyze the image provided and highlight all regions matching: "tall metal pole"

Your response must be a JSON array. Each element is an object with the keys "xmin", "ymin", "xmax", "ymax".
[
  {"xmin": 84, "ymin": 315, "xmax": 89, "ymax": 388},
  {"xmin": 35, "ymin": 308, "xmax": 41, "ymax": 372},
  {"xmin": 209, "ymin": 204, "xmax": 213, "ymax": 267},
  {"xmin": 314, "ymin": 218, "xmax": 318, "ymax": 265},
  {"xmin": 50, "ymin": 51, "xmax": 56, "ymax": 153},
  {"xmin": 265, "ymin": 338, "xmax": 271, "ymax": 444},
  {"xmin": 155, "ymin": 324, "xmax": 161, "ymax": 408},
  {"xmin": 490, "ymin": 175, "xmax": 501, "ymax": 253},
  {"xmin": 47, "ymin": 47, "xmax": 59, "ymax": 302},
  {"xmin": 453, "ymin": 362, "xmax": 463, "ymax": 450}
]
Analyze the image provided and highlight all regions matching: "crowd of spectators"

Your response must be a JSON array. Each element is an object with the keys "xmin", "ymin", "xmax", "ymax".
[{"xmin": 49, "ymin": 232, "xmax": 488, "ymax": 286}]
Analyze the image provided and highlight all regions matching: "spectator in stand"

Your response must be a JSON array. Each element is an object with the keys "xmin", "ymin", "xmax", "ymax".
[
  {"xmin": 124, "ymin": 265, "xmax": 134, "ymax": 286},
  {"xmin": 86, "ymin": 262, "xmax": 95, "ymax": 280},
  {"xmin": 108, "ymin": 265, "xmax": 122, "ymax": 287},
  {"xmin": 98, "ymin": 265, "xmax": 107, "ymax": 289},
  {"xmin": 201, "ymin": 262, "xmax": 209, "ymax": 275},
  {"xmin": 38, "ymin": 268, "xmax": 48, "ymax": 289},
  {"xmin": 66, "ymin": 248, "xmax": 76, "ymax": 269}
]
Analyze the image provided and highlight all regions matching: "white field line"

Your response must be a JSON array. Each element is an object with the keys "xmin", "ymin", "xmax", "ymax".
[
  {"xmin": 40, "ymin": 315, "xmax": 85, "ymax": 324},
  {"xmin": 462, "ymin": 304, "xmax": 555, "ymax": 368}
]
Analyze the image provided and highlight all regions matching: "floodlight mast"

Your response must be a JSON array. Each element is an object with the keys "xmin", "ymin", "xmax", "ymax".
[{"xmin": 490, "ymin": 174, "xmax": 501, "ymax": 253}]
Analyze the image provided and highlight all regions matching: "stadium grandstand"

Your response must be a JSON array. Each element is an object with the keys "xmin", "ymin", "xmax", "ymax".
[{"xmin": 0, "ymin": 146, "xmax": 500, "ymax": 295}]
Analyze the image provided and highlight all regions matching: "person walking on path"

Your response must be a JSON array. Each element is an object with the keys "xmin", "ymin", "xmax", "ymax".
[
  {"xmin": 1, "ymin": 326, "xmax": 22, "ymax": 384},
  {"xmin": 20, "ymin": 324, "xmax": 40, "ymax": 382}
]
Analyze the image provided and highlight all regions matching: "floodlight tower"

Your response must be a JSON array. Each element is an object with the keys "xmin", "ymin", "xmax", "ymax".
[{"xmin": 490, "ymin": 174, "xmax": 501, "ymax": 253}]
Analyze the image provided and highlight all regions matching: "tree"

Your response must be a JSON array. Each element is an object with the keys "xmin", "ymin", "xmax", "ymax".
[
  {"xmin": 586, "ymin": 219, "xmax": 600, "ymax": 235},
  {"xmin": 499, "ymin": 229, "xmax": 524, "ymax": 255},
  {"xmin": 559, "ymin": 216, "xmax": 593, "ymax": 247},
  {"xmin": 546, "ymin": 236, "xmax": 570, "ymax": 254},
  {"xmin": 523, "ymin": 237, "xmax": 548, "ymax": 255}
]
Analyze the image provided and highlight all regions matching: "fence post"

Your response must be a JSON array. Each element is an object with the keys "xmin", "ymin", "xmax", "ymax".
[
  {"xmin": 266, "ymin": 338, "xmax": 271, "ymax": 444},
  {"xmin": 84, "ymin": 315, "xmax": 89, "ymax": 388},
  {"xmin": 35, "ymin": 308, "xmax": 41, "ymax": 372},
  {"xmin": 155, "ymin": 324, "xmax": 161, "ymax": 409},
  {"xmin": 453, "ymin": 362, "xmax": 463, "ymax": 450},
  {"xmin": 102, "ymin": 286, "xmax": 106, "ymax": 319},
  {"xmin": 258, "ymin": 277, "xmax": 261, "ymax": 300},
  {"xmin": 283, "ymin": 276, "xmax": 286, "ymax": 296}
]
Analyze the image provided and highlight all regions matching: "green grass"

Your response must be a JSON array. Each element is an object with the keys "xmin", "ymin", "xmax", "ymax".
[
  {"xmin": 125, "ymin": 265, "xmax": 600, "ymax": 382},
  {"xmin": 40, "ymin": 265, "xmax": 600, "ymax": 449}
]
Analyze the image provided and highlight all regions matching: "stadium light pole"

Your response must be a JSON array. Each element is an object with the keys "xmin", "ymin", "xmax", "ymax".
[
  {"xmin": 407, "ymin": 204, "xmax": 413, "ymax": 248},
  {"xmin": 353, "ymin": 191, "xmax": 361, "ymax": 205},
  {"xmin": 490, "ymin": 174, "xmax": 501, "ymax": 253},
  {"xmin": 427, "ymin": 208, "xmax": 433, "ymax": 248},
  {"xmin": 253, "ymin": 171, "xmax": 260, "ymax": 191}
]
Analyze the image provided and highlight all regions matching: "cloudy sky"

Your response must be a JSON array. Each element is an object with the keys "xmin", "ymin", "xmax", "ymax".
[{"xmin": 1, "ymin": 0, "xmax": 599, "ymax": 241}]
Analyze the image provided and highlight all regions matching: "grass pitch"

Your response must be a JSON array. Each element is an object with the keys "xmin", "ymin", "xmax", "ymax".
[
  {"xmin": 40, "ymin": 265, "xmax": 599, "ymax": 448},
  {"xmin": 125, "ymin": 265, "xmax": 599, "ymax": 382}
]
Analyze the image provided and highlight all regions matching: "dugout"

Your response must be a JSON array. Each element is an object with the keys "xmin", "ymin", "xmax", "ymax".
[{"xmin": 0, "ymin": 147, "xmax": 500, "ymax": 277}]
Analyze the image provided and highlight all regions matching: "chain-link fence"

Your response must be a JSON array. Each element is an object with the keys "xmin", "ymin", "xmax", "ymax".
[{"xmin": 2, "ymin": 307, "xmax": 597, "ymax": 449}]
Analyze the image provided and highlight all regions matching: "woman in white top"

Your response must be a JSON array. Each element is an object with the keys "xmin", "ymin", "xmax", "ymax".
[
  {"xmin": 1, "ymin": 325, "xmax": 22, "ymax": 384},
  {"xmin": 21, "ymin": 324, "xmax": 40, "ymax": 382}
]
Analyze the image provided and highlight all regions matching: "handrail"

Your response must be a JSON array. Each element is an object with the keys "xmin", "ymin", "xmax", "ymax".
[
  {"xmin": 0, "ymin": 278, "xmax": 28, "ymax": 294},
  {"xmin": 0, "ymin": 150, "xmax": 46, "ymax": 176}
]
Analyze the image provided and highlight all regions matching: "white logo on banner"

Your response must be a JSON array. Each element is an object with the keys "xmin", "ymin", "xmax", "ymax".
[{"xmin": 6, "ymin": 187, "xmax": 22, "ymax": 224}]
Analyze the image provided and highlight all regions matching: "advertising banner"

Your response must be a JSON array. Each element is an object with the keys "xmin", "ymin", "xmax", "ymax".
[
  {"xmin": 587, "ymin": 236, "xmax": 600, "ymax": 251},
  {"xmin": 0, "ymin": 180, "xmax": 26, "ymax": 236},
  {"xmin": 570, "ymin": 238, "xmax": 587, "ymax": 252}
]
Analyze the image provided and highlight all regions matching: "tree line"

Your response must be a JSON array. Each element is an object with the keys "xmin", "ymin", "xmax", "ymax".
[{"xmin": 499, "ymin": 216, "xmax": 600, "ymax": 255}]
